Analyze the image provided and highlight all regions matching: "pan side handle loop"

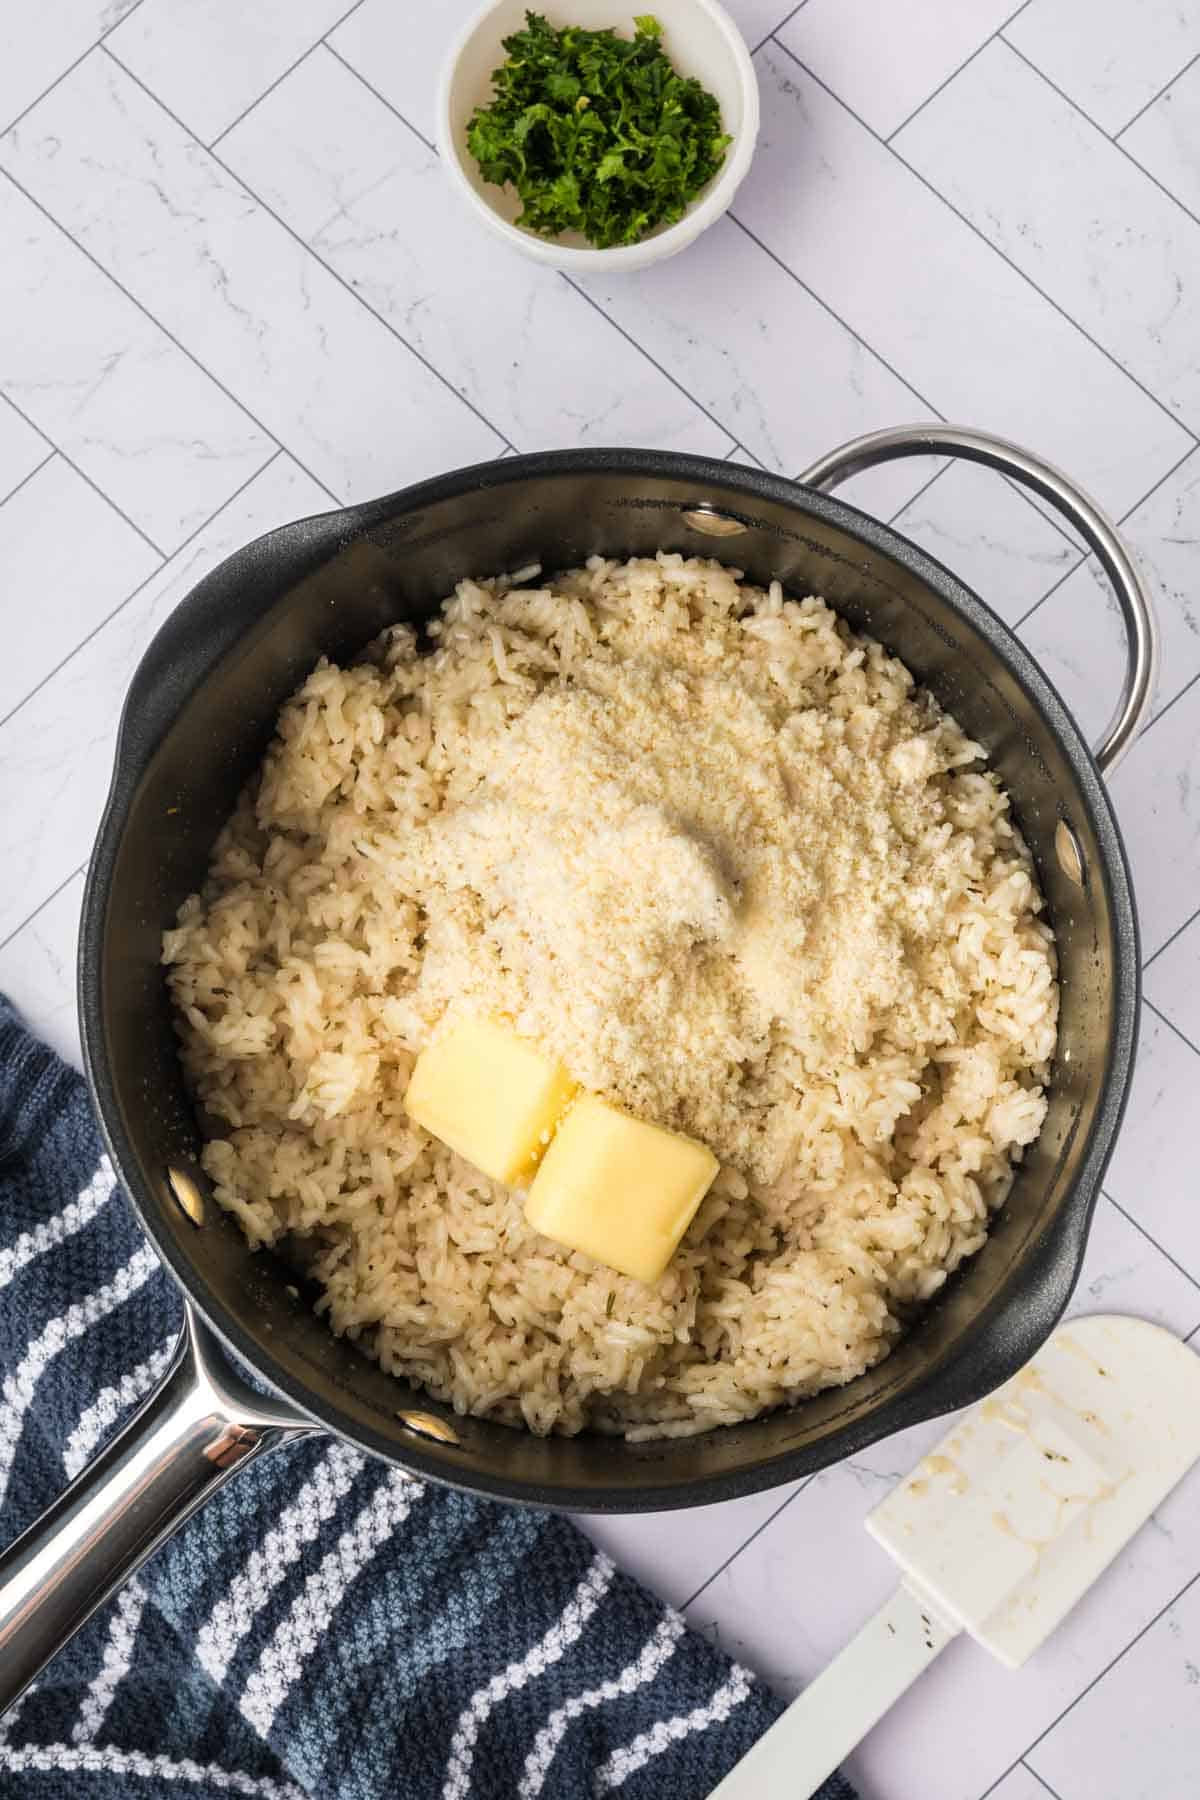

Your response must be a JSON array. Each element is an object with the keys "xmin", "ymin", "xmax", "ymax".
[
  {"xmin": 0, "ymin": 1304, "xmax": 315, "ymax": 1716},
  {"xmin": 800, "ymin": 425, "xmax": 1158, "ymax": 777}
]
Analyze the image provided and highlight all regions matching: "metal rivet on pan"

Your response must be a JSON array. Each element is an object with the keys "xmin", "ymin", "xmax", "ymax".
[
  {"xmin": 681, "ymin": 506, "xmax": 748, "ymax": 537},
  {"xmin": 166, "ymin": 1165, "xmax": 206, "ymax": 1227},
  {"xmin": 396, "ymin": 1409, "xmax": 461, "ymax": 1446},
  {"xmin": 1055, "ymin": 819, "xmax": 1086, "ymax": 887}
]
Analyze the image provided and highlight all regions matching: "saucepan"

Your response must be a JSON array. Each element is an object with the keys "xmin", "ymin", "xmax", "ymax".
[{"xmin": 0, "ymin": 425, "xmax": 1152, "ymax": 1712}]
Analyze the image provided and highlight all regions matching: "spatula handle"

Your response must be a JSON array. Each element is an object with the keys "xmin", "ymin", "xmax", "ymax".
[{"xmin": 708, "ymin": 1583, "xmax": 956, "ymax": 1799}]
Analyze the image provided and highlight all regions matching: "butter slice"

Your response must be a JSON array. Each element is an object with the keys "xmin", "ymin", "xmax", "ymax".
[
  {"xmin": 524, "ymin": 1097, "xmax": 718, "ymax": 1284},
  {"xmin": 404, "ymin": 1019, "xmax": 576, "ymax": 1185}
]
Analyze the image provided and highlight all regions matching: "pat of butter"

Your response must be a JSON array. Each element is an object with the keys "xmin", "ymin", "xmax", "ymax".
[
  {"xmin": 524, "ymin": 1096, "xmax": 718, "ymax": 1284},
  {"xmin": 404, "ymin": 1019, "xmax": 576, "ymax": 1186}
]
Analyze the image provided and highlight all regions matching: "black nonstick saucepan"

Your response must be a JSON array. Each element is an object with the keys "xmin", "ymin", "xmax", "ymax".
[{"xmin": 0, "ymin": 425, "xmax": 1153, "ymax": 1710}]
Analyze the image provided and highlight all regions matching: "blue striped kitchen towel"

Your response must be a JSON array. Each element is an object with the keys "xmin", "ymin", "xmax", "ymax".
[{"xmin": 0, "ymin": 997, "xmax": 855, "ymax": 1800}]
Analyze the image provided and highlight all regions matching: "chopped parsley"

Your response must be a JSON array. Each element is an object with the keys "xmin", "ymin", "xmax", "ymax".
[{"xmin": 465, "ymin": 12, "xmax": 731, "ymax": 249}]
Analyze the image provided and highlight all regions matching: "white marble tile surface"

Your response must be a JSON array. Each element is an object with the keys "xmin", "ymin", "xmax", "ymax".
[
  {"xmin": 0, "ymin": 871, "xmax": 85, "ymax": 1070},
  {"xmin": 0, "ymin": 456, "xmax": 158, "ymax": 720},
  {"xmin": 889, "ymin": 459, "xmax": 1082, "ymax": 625},
  {"xmin": 0, "ymin": 55, "xmax": 502, "ymax": 503},
  {"xmin": 327, "ymin": 0, "xmax": 485, "ymax": 149},
  {"xmin": 0, "ymin": 0, "xmax": 140, "ymax": 132},
  {"xmin": 575, "ymin": 211, "xmax": 938, "ymax": 516},
  {"xmin": 721, "ymin": 0, "xmax": 804, "ymax": 49},
  {"xmin": 1109, "ymin": 688, "xmax": 1200, "ymax": 959},
  {"xmin": 1144, "ymin": 912, "xmax": 1200, "ymax": 1052},
  {"xmin": 0, "ymin": 455, "xmax": 328, "ymax": 947},
  {"xmin": 107, "ymin": 0, "xmax": 356, "ymax": 144},
  {"xmin": 0, "ymin": 175, "xmax": 274, "ymax": 550},
  {"xmin": 778, "ymin": 0, "xmax": 1018, "ymax": 137},
  {"xmin": 572, "ymin": 1479, "xmax": 808, "ymax": 1615},
  {"xmin": 1066, "ymin": 1194, "xmax": 1200, "ymax": 1335},
  {"xmin": 896, "ymin": 40, "xmax": 1200, "ymax": 430},
  {"xmin": 1028, "ymin": 1568, "xmax": 1200, "ymax": 1798},
  {"xmin": 1005, "ymin": 0, "xmax": 1200, "ymax": 134},
  {"xmin": 738, "ymin": 45, "xmax": 1193, "ymax": 517},
  {"xmin": 2, "ymin": 5, "xmax": 1200, "ymax": 1795},
  {"xmin": 1122, "ymin": 55, "xmax": 1200, "ymax": 218},
  {"xmin": 1017, "ymin": 445, "xmax": 1200, "ymax": 747},
  {"xmin": 989, "ymin": 1767, "xmax": 1062, "ymax": 1800},
  {"xmin": 0, "ymin": 400, "xmax": 49, "ymax": 505},
  {"xmin": 219, "ymin": 50, "xmax": 733, "ymax": 458},
  {"xmin": 1102, "ymin": 1004, "xmax": 1200, "ymax": 1278}
]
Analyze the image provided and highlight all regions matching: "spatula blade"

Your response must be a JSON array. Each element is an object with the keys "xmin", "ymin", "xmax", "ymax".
[{"xmin": 868, "ymin": 1315, "xmax": 1200, "ymax": 1667}]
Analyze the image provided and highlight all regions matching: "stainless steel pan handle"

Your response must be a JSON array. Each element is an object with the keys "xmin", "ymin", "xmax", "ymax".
[
  {"xmin": 0, "ymin": 1303, "xmax": 315, "ymax": 1716},
  {"xmin": 800, "ymin": 424, "xmax": 1158, "ymax": 775}
]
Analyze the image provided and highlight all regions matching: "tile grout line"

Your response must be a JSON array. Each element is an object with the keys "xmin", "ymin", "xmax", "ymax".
[
  {"xmin": 1101, "ymin": 1189, "xmax": 1200, "ymax": 1304},
  {"xmin": 734, "ymin": 200, "xmax": 1140, "ymax": 554},
  {"xmin": 0, "ymin": 391, "xmax": 53, "ymax": 456},
  {"xmin": 1000, "ymin": 35, "xmax": 1200, "ymax": 239},
  {"xmin": 1012, "ymin": 485, "xmax": 1091, "ymax": 555},
  {"xmin": 727, "ymin": 441, "xmax": 768, "ymax": 470},
  {"xmin": 978, "ymin": 1566, "xmax": 1200, "ymax": 1799},
  {"xmin": 885, "ymin": 0, "xmax": 1034, "ymax": 142},
  {"xmin": 724, "ymin": 212, "xmax": 944, "ymax": 423},
  {"xmin": 1143, "ymin": 995, "xmax": 1200, "ymax": 1064},
  {"xmin": 766, "ymin": 35, "xmax": 1200, "ymax": 454},
  {"xmin": 681, "ymin": 1477, "xmax": 816, "ymax": 1611},
  {"xmin": 0, "ymin": 447, "xmax": 285, "ymax": 736},
  {"xmin": 0, "ymin": 0, "xmax": 149, "ymax": 137},
  {"xmin": 1144, "ymin": 898, "xmax": 1200, "ymax": 971},
  {"xmin": 0, "ymin": 447, "xmax": 56, "ymax": 511},
  {"xmin": 1012, "ymin": 437, "xmax": 1199, "ymax": 632},
  {"xmin": 1115, "ymin": 49, "xmax": 1200, "ymax": 141},
  {"xmin": 884, "ymin": 460, "xmax": 947, "ymax": 523},
  {"xmin": 0, "ymin": 861, "xmax": 88, "ymax": 957},
  {"xmin": 997, "ymin": 0, "xmax": 1037, "ymax": 31},
  {"xmin": 1021, "ymin": 1759, "xmax": 1066, "ymax": 1800},
  {"xmin": 750, "ymin": 0, "xmax": 810, "ymax": 57},
  {"xmin": 99, "ymin": 45, "xmax": 517, "ymax": 459},
  {"xmin": 1011, "ymin": 546, "xmax": 1095, "ymax": 632},
  {"xmin": 905, "ymin": 462, "xmax": 1090, "ymax": 562},
  {"xmin": 315, "ymin": 44, "xmax": 749, "ymax": 460},
  {"xmin": 322, "ymin": 42, "xmax": 436, "ymax": 154},
  {"xmin": 1136, "ymin": 661, "xmax": 1200, "ymax": 740},
  {"xmin": 1, "ymin": 388, "xmax": 166, "ymax": 558},
  {"xmin": 557, "ymin": 275, "xmax": 741, "ymax": 458},
  {"xmin": 207, "ymin": 0, "xmax": 368, "ymax": 151},
  {"xmin": 0, "ymin": 168, "xmax": 343, "ymax": 514}
]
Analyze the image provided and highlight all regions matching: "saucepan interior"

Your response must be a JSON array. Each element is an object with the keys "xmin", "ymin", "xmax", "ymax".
[{"xmin": 80, "ymin": 450, "xmax": 1138, "ymax": 1512}]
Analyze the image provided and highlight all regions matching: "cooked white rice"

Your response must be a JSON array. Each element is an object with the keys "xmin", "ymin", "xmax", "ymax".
[{"xmin": 163, "ymin": 555, "xmax": 1058, "ymax": 1440}]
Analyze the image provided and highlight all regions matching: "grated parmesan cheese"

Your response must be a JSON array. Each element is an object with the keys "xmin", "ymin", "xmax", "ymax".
[{"xmin": 402, "ymin": 561, "xmax": 1017, "ymax": 1185}]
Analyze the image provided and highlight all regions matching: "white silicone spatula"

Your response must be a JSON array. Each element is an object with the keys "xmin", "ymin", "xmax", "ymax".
[{"xmin": 710, "ymin": 1315, "xmax": 1200, "ymax": 1800}]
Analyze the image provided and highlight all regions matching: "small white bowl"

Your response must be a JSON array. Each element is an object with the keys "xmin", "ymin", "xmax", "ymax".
[{"xmin": 437, "ymin": 0, "xmax": 760, "ymax": 273}]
